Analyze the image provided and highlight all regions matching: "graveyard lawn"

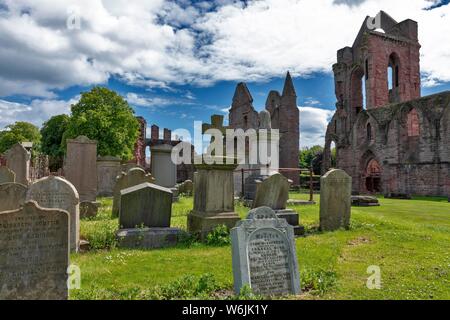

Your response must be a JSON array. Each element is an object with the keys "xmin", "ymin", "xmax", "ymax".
[{"xmin": 72, "ymin": 195, "xmax": 450, "ymax": 300}]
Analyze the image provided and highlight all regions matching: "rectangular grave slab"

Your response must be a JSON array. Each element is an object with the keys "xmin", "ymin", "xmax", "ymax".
[{"xmin": 117, "ymin": 227, "xmax": 183, "ymax": 249}]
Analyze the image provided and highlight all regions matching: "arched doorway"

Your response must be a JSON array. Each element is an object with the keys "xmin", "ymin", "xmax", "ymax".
[{"xmin": 365, "ymin": 159, "xmax": 382, "ymax": 193}]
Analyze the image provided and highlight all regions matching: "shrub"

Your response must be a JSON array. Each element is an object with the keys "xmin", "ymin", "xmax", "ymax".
[
  {"xmin": 82, "ymin": 220, "xmax": 118, "ymax": 250},
  {"xmin": 205, "ymin": 225, "xmax": 231, "ymax": 246}
]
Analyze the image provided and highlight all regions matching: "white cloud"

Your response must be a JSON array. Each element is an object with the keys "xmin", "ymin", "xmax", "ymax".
[
  {"xmin": 0, "ymin": 0, "xmax": 448, "ymax": 99},
  {"xmin": 299, "ymin": 106, "xmax": 334, "ymax": 148},
  {"xmin": 0, "ymin": 97, "xmax": 78, "ymax": 129}
]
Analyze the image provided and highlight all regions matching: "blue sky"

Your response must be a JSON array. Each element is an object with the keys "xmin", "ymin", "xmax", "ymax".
[{"xmin": 0, "ymin": 0, "xmax": 449, "ymax": 148}]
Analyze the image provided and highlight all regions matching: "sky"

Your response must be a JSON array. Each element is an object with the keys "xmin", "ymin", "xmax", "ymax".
[{"xmin": 0, "ymin": 0, "xmax": 449, "ymax": 149}]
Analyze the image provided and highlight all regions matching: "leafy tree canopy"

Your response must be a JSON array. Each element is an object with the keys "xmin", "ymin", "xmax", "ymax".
[
  {"xmin": 40, "ymin": 114, "xmax": 70, "ymax": 158},
  {"xmin": 63, "ymin": 87, "xmax": 140, "ymax": 160},
  {"xmin": 0, "ymin": 121, "xmax": 41, "ymax": 154}
]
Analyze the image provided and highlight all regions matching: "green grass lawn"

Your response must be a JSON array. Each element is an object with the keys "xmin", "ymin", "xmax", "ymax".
[{"xmin": 71, "ymin": 194, "xmax": 450, "ymax": 300}]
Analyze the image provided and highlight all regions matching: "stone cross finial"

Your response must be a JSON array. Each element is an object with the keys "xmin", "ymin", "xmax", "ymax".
[{"xmin": 202, "ymin": 114, "xmax": 229, "ymax": 135}]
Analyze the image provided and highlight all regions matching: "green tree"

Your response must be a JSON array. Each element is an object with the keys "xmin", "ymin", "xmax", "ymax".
[
  {"xmin": 41, "ymin": 114, "xmax": 70, "ymax": 158},
  {"xmin": 63, "ymin": 87, "xmax": 139, "ymax": 159},
  {"xmin": 299, "ymin": 145, "xmax": 323, "ymax": 172},
  {"xmin": 0, "ymin": 121, "xmax": 41, "ymax": 154}
]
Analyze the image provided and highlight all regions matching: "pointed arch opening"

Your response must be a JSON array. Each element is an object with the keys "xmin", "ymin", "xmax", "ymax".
[
  {"xmin": 365, "ymin": 158, "xmax": 382, "ymax": 193},
  {"xmin": 388, "ymin": 53, "xmax": 400, "ymax": 103}
]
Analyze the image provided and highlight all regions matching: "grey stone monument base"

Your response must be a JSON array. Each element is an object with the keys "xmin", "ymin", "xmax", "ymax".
[
  {"xmin": 275, "ymin": 209, "xmax": 305, "ymax": 236},
  {"xmin": 116, "ymin": 227, "xmax": 183, "ymax": 249},
  {"xmin": 187, "ymin": 211, "xmax": 241, "ymax": 239},
  {"xmin": 287, "ymin": 199, "xmax": 316, "ymax": 206},
  {"xmin": 351, "ymin": 195, "xmax": 380, "ymax": 207}
]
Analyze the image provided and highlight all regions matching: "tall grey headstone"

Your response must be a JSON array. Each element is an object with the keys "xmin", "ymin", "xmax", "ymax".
[
  {"xmin": 0, "ymin": 201, "xmax": 69, "ymax": 300},
  {"xmin": 5, "ymin": 143, "xmax": 30, "ymax": 185},
  {"xmin": 150, "ymin": 144, "xmax": 177, "ymax": 189},
  {"xmin": 117, "ymin": 182, "xmax": 182, "ymax": 249},
  {"xmin": 112, "ymin": 167, "xmax": 155, "ymax": 217},
  {"xmin": 252, "ymin": 173, "xmax": 303, "ymax": 235},
  {"xmin": 64, "ymin": 136, "xmax": 97, "ymax": 202},
  {"xmin": 320, "ymin": 169, "xmax": 352, "ymax": 231},
  {"xmin": 231, "ymin": 206, "xmax": 301, "ymax": 296},
  {"xmin": 97, "ymin": 156, "xmax": 121, "ymax": 197},
  {"xmin": 0, "ymin": 183, "xmax": 27, "ymax": 212},
  {"xmin": 26, "ymin": 176, "xmax": 80, "ymax": 252},
  {"xmin": 0, "ymin": 166, "xmax": 16, "ymax": 184}
]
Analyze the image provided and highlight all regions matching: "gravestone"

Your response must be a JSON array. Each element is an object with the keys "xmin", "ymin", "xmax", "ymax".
[
  {"xmin": 0, "ymin": 201, "xmax": 69, "ymax": 300},
  {"xmin": 320, "ymin": 169, "xmax": 352, "ymax": 231},
  {"xmin": 231, "ymin": 206, "xmax": 300, "ymax": 296},
  {"xmin": 150, "ymin": 143, "xmax": 179, "ymax": 201},
  {"xmin": 80, "ymin": 201, "xmax": 99, "ymax": 219},
  {"xmin": 5, "ymin": 143, "xmax": 31, "ymax": 185},
  {"xmin": 0, "ymin": 166, "xmax": 16, "ymax": 184},
  {"xmin": 26, "ymin": 176, "xmax": 80, "ymax": 252},
  {"xmin": 97, "ymin": 156, "xmax": 121, "ymax": 197},
  {"xmin": 117, "ymin": 182, "xmax": 182, "ymax": 249},
  {"xmin": 0, "ymin": 183, "xmax": 27, "ymax": 212},
  {"xmin": 252, "ymin": 173, "xmax": 304, "ymax": 235},
  {"xmin": 64, "ymin": 136, "xmax": 97, "ymax": 202},
  {"xmin": 112, "ymin": 167, "xmax": 155, "ymax": 217},
  {"xmin": 177, "ymin": 179, "xmax": 193, "ymax": 196},
  {"xmin": 187, "ymin": 115, "xmax": 241, "ymax": 238}
]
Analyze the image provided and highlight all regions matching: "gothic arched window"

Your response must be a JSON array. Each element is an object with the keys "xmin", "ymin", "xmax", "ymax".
[{"xmin": 367, "ymin": 123, "xmax": 372, "ymax": 142}]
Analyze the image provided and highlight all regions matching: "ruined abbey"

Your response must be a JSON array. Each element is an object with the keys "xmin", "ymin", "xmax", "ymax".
[
  {"xmin": 323, "ymin": 11, "xmax": 450, "ymax": 197},
  {"xmin": 228, "ymin": 72, "xmax": 300, "ymax": 186}
]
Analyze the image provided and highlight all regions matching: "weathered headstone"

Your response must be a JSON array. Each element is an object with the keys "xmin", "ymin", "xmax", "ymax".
[
  {"xmin": 177, "ymin": 179, "xmax": 193, "ymax": 196},
  {"xmin": 97, "ymin": 156, "xmax": 121, "ymax": 197},
  {"xmin": 112, "ymin": 167, "xmax": 155, "ymax": 217},
  {"xmin": 26, "ymin": 176, "xmax": 80, "ymax": 252},
  {"xmin": 0, "ymin": 166, "xmax": 16, "ymax": 184},
  {"xmin": 5, "ymin": 143, "xmax": 31, "ymax": 185},
  {"xmin": 253, "ymin": 173, "xmax": 291, "ymax": 210},
  {"xmin": 79, "ymin": 201, "xmax": 99, "ymax": 219},
  {"xmin": 0, "ymin": 201, "xmax": 69, "ymax": 300},
  {"xmin": 0, "ymin": 183, "xmax": 27, "ymax": 212},
  {"xmin": 64, "ymin": 136, "xmax": 97, "ymax": 202},
  {"xmin": 320, "ymin": 169, "xmax": 352, "ymax": 231},
  {"xmin": 150, "ymin": 143, "xmax": 179, "ymax": 201},
  {"xmin": 117, "ymin": 182, "xmax": 182, "ymax": 249},
  {"xmin": 231, "ymin": 206, "xmax": 301, "ymax": 296},
  {"xmin": 252, "ymin": 173, "xmax": 303, "ymax": 235}
]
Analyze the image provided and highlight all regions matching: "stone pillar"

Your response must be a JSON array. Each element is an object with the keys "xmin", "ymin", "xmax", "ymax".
[
  {"xmin": 64, "ymin": 136, "xmax": 98, "ymax": 202},
  {"xmin": 97, "ymin": 156, "xmax": 121, "ymax": 197},
  {"xmin": 163, "ymin": 128, "xmax": 171, "ymax": 142},
  {"xmin": 150, "ymin": 143, "xmax": 178, "ymax": 200},
  {"xmin": 187, "ymin": 160, "xmax": 241, "ymax": 238},
  {"xmin": 5, "ymin": 143, "xmax": 30, "ymax": 185},
  {"xmin": 151, "ymin": 125, "xmax": 159, "ymax": 141}
]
